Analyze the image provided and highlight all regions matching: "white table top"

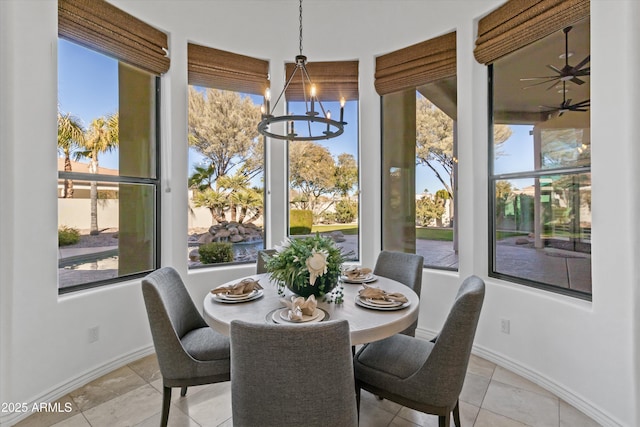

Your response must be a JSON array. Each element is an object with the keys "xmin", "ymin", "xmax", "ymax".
[{"xmin": 202, "ymin": 273, "xmax": 419, "ymax": 345}]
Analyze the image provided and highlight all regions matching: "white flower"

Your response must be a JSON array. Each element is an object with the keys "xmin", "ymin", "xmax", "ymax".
[
  {"xmin": 274, "ymin": 238, "xmax": 292, "ymax": 253},
  {"xmin": 305, "ymin": 249, "xmax": 328, "ymax": 285}
]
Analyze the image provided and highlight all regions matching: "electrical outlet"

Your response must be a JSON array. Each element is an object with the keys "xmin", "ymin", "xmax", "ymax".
[
  {"xmin": 500, "ymin": 318, "xmax": 510, "ymax": 334},
  {"xmin": 88, "ymin": 326, "xmax": 100, "ymax": 343}
]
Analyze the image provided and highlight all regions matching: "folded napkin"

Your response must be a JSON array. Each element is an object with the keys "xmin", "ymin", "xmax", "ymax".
[
  {"xmin": 280, "ymin": 294, "xmax": 317, "ymax": 320},
  {"xmin": 344, "ymin": 266, "xmax": 372, "ymax": 280},
  {"xmin": 358, "ymin": 284, "xmax": 408, "ymax": 303},
  {"xmin": 211, "ymin": 278, "xmax": 263, "ymax": 295}
]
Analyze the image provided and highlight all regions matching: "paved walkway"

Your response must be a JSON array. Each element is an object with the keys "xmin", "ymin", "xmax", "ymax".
[{"xmin": 57, "ymin": 235, "xmax": 591, "ymax": 293}]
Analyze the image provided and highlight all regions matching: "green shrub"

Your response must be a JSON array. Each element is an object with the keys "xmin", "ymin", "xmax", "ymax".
[
  {"xmin": 289, "ymin": 209, "xmax": 313, "ymax": 235},
  {"xmin": 58, "ymin": 226, "xmax": 80, "ymax": 246},
  {"xmin": 199, "ymin": 242, "xmax": 234, "ymax": 264},
  {"xmin": 333, "ymin": 199, "xmax": 358, "ymax": 223}
]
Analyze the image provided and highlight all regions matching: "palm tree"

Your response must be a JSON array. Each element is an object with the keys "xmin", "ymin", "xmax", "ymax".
[
  {"xmin": 83, "ymin": 113, "xmax": 119, "ymax": 235},
  {"xmin": 193, "ymin": 188, "xmax": 229, "ymax": 224},
  {"xmin": 218, "ymin": 173, "xmax": 250, "ymax": 222},
  {"xmin": 188, "ymin": 164, "xmax": 217, "ymax": 192},
  {"xmin": 57, "ymin": 111, "xmax": 85, "ymax": 198},
  {"xmin": 237, "ymin": 188, "xmax": 264, "ymax": 224}
]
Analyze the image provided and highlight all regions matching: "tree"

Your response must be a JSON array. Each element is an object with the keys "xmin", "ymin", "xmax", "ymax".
[
  {"xmin": 218, "ymin": 173, "xmax": 250, "ymax": 222},
  {"xmin": 416, "ymin": 96, "xmax": 512, "ymax": 225},
  {"xmin": 188, "ymin": 164, "xmax": 217, "ymax": 192},
  {"xmin": 334, "ymin": 153, "xmax": 358, "ymax": 197},
  {"xmin": 83, "ymin": 114, "xmax": 119, "ymax": 235},
  {"xmin": 288, "ymin": 141, "xmax": 336, "ymax": 214},
  {"xmin": 188, "ymin": 87, "xmax": 263, "ymax": 183},
  {"xmin": 234, "ymin": 188, "xmax": 263, "ymax": 224},
  {"xmin": 416, "ymin": 194, "xmax": 445, "ymax": 226},
  {"xmin": 57, "ymin": 111, "xmax": 85, "ymax": 198},
  {"xmin": 192, "ymin": 188, "xmax": 229, "ymax": 224}
]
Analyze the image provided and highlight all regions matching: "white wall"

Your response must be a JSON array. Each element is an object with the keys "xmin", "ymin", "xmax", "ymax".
[{"xmin": 0, "ymin": 1, "xmax": 638, "ymax": 426}]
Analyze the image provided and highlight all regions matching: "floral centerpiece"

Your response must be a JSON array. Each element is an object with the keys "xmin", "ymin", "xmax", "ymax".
[{"xmin": 262, "ymin": 234, "xmax": 346, "ymax": 298}]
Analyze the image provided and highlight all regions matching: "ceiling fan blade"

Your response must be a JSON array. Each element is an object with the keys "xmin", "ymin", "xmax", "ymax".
[
  {"xmin": 570, "ymin": 77, "xmax": 585, "ymax": 85},
  {"xmin": 573, "ymin": 55, "xmax": 590, "ymax": 71},
  {"xmin": 575, "ymin": 67, "xmax": 590, "ymax": 76},
  {"xmin": 547, "ymin": 64, "xmax": 563, "ymax": 74},
  {"xmin": 523, "ymin": 78, "xmax": 560, "ymax": 89},
  {"xmin": 570, "ymin": 108, "xmax": 589, "ymax": 112},
  {"xmin": 571, "ymin": 99, "xmax": 590, "ymax": 107},
  {"xmin": 545, "ymin": 80, "xmax": 560, "ymax": 91},
  {"xmin": 520, "ymin": 76, "xmax": 558, "ymax": 81}
]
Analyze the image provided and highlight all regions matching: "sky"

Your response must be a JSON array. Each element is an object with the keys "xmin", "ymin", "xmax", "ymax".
[{"xmin": 58, "ymin": 38, "xmax": 534, "ymax": 195}]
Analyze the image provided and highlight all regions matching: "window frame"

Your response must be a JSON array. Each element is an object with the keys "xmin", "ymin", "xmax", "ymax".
[
  {"xmin": 487, "ymin": 64, "xmax": 592, "ymax": 301},
  {"xmin": 58, "ymin": 75, "xmax": 162, "ymax": 294}
]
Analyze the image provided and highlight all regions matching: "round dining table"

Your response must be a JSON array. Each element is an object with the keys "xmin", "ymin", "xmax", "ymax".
[{"xmin": 202, "ymin": 273, "xmax": 419, "ymax": 345}]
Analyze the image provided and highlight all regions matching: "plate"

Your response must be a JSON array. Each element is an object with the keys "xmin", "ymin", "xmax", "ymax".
[
  {"xmin": 365, "ymin": 298, "xmax": 402, "ymax": 307},
  {"xmin": 355, "ymin": 296, "xmax": 410, "ymax": 311},
  {"xmin": 340, "ymin": 273, "xmax": 377, "ymax": 284},
  {"xmin": 272, "ymin": 308, "xmax": 326, "ymax": 324},
  {"xmin": 211, "ymin": 289, "xmax": 263, "ymax": 304}
]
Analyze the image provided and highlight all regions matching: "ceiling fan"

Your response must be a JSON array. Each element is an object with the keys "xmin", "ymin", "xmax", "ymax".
[
  {"xmin": 540, "ymin": 81, "xmax": 590, "ymax": 117},
  {"xmin": 521, "ymin": 26, "xmax": 590, "ymax": 90}
]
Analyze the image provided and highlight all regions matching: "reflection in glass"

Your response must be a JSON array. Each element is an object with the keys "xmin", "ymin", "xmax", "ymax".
[
  {"xmin": 58, "ymin": 181, "xmax": 156, "ymax": 289},
  {"xmin": 493, "ymin": 173, "xmax": 591, "ymax": 294}
]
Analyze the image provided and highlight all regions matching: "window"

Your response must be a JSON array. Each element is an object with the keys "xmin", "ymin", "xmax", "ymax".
[
  {"xmin": 378, "ymin": 32, "xmax": 457, "ymax": 270},
  {"xmin": 285, "ymin": 61, "xmax": 360, "ymax": 261},
  {"xmin": 488, "ymin": 17, "xmax": 591, "ymax": 298},
  {"xmin": 57, "ymin": 40, "xmax": 160, "ymax": 292},
  {"xmin": 187, "ymin": 43, "xmax": 268, "ymax": 269},
  {"xmin": 57, "ymin": 0, "xmax": 167, "ymax": 292},
  {"xmin": 415, "ymin": 79, "xmax": 458, "ymax": 270}
]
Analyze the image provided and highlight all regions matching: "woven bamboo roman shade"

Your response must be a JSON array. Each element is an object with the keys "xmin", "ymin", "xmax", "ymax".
[
  {"xmin": 474, "ymin": 0, "xmax": 590, "ymax": 65},
  {"xmin": 284, "ymin": 61, "xmax": 359, "ymax": 101},
  {"xmin": 188, "ymin": 43, "xmax": 269, "ymax": 95},
  {"xmin": 58, "ymin": 0, "xmax": 170, "ymax": 75},
  {"xmin": 375, "ymin": 32, "xmax": 456, "ymax": 96}
]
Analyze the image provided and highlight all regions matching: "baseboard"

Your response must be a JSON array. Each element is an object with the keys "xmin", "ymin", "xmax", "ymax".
[
  {"xmin": 416, "ymin": 327, "xmax": 623, "ymax": 427},
  {"xmin": 0, "ymin": 345, "xmax": 155, "ymax": 427}
]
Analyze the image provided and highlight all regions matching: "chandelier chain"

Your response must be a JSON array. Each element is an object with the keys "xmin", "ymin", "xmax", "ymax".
[{"xmin": 298, "ymin": 0, "xmax": 303, "ymax": 56}]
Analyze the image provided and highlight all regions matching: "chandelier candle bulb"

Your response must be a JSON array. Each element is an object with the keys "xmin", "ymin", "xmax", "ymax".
[
  {"xmin": 264, "ymin": 88, "xmax": 271, "ymax": 114},
  {"xmin": 326, "ymin": 111, "xmax": 331, "ymax": 132},
  {"xmin": 310, "ymin": 85, "xmax": 316, "ymax": 114},
  {"xmin": 340, "ymin": 98, "xmax": 345, "ymax": 123}
]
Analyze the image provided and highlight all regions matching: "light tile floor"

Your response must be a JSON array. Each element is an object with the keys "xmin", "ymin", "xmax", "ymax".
[{"xmin": 15, "ymin": 353, "xmax": 601, "ymax": 427}]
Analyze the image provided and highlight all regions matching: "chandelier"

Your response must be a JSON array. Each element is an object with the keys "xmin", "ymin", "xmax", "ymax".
[{"xmin": 257, "ymin": 0, "xmax": 346, "ymax": 141}]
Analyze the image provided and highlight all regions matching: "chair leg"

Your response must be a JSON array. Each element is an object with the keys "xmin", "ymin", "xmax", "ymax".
[
  {"xmin": 355, "ymin": 385, "xmax": 361, "ymax": 419},
  {"xmin": 439, "ymin": 414, "xmax": 451, "ymax": 427},
  {"xmin": 180, "ymin": 386, "xmax": 188, "ymax": 397},
  {"xmin": 453, "ymin": 400, "xmax": 461, "ymax": 427},
  {"xmin": 161, "ymin": 386, "xmax": 172, "ymax": 427}
]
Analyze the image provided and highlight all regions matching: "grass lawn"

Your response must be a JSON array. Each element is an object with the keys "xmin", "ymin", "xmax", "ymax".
[
  {"xmin": 311, "ymin": 224, "xmax": 359, "ymax": 235},
  {"xmin": 311, "ymin": 224, "xmax": 531, "ymax": 242},
  {"xmin": 313, "ymin": 224, "xmax": 456, "ymax": 240}
]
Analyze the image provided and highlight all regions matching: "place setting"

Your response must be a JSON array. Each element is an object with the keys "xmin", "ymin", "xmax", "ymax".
[
  {"xmin": 268, "ymin": 294, "xmax": 329, "ymax": 324},
  {"xmin": 210, "ymin": 278, "xmax": 264, "ymax": 303},
  {"xmin": 341, "ymin": 266, "xmax": 377, "ymax": 284},
  {"xmin": 355, "ymin": 284, "xmax": 410, "ymax": 311}
]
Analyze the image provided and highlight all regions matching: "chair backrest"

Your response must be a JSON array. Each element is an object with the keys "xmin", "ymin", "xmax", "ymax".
[
  {"xmin": 141, "ymin": 267, "xmax": 208, "ymax": 380},
  {"xmin": 256, "ymin": 249, "xmax": 276, "ymax": 274},
  {"xmin": 373, "ymin": 250, "xmax": 424, "ymax": 297},
  {"xmin": 230, "ymin": 320, "xmax": 358, "ymax": 427},
  {"xmin": 412, "ymin": 275, "xmax": 485, "ymax": 408}
]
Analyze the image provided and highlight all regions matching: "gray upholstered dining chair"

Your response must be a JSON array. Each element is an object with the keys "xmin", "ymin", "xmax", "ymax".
[
  {"xmin": 373, "ymin": 250, "xmax": 424, "ymax": 336},
  {"xmin": 230, "ymin": 319, "xmax": 358, "ymax": 427},
  {"xmin": 141, "ymin": 267, "xmax": 231, "ymax": 427},
  {"xmin": 354, "ymin": 275, "xmax": 485, "ymax": 427},
  {"xmin": 256, "ymin": 248, "xmax": 276, "ymax": 274}
]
